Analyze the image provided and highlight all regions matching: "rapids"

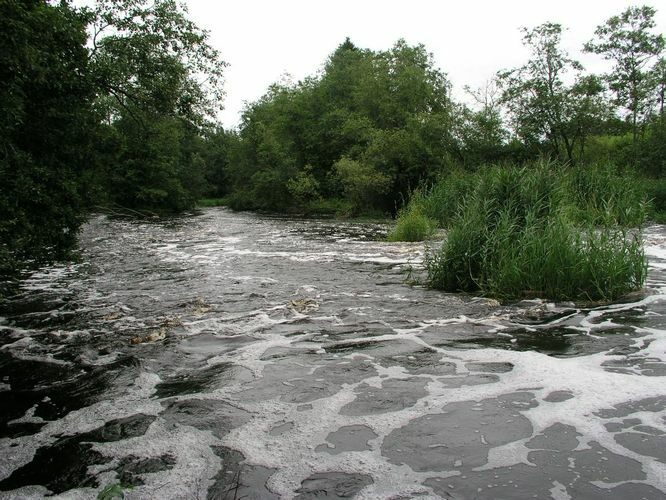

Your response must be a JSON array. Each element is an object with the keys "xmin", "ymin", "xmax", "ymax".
[{"xmin": 1, "ymin": 208, "xmax": 666, "ymax": 499}]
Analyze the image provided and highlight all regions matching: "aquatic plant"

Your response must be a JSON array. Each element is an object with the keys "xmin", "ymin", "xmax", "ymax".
[
  {"xmin": 423, "ymin": 162, "xmax": 648, "ymax": 301},
  {"xmin": 388, "ymin": 191, "xmax": 438, "ymax": 242}
]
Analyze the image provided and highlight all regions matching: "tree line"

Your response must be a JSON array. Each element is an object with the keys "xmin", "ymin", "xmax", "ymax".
[{"xmin": 1, "ymin": 1, "xmax": 665, "ymax": 281}]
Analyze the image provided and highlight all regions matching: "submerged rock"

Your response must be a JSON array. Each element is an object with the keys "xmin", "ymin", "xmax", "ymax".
[
  {"xmin": 130, "ymin": 327, "xmax": 167, "ymax": 344},
  {"xmin": 290, "ymin": 298, "xmax": 319, "ymax": 314},
  {"xmin": 294, "ymin": 472, "xmax": 374, "ymax": 499}
]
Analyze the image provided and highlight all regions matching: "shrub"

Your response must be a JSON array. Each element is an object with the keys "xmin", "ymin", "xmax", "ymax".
[
  {"xmin": 388, "ymin": 204, "xmax": 437, "ymax": 242},
  {"xmin": 424, "ymin": 162, "xmax": 647, "ymax": 302}
]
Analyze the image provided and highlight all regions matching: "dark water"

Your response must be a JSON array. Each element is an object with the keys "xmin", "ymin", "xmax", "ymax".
[{"xmin": 1, "ymin": 209, "xmax": 666, "ymax": 499}]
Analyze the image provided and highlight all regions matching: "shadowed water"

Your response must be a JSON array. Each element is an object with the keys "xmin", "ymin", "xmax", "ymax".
[{"xmin": 1, "ymin": 209, "xmax": 665, "ymax": 498}]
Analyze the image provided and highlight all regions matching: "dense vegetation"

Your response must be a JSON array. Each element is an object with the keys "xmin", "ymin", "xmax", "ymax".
[
  {"xmin": 420, "ymin": 163, "xmax": 647, "ymax": 301},
  {"xmin": 1, "ymin": 1, "xmax": 665, "ymax": 301},
  {"xmin": 1, "ymin": 0, "xmax": 224, "ymax": 282}
]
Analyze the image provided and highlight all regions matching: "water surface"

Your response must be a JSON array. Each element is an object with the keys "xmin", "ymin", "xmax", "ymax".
[{"xmin": 1, "ymin": 209, "xmax": 666, "ymax": 499}]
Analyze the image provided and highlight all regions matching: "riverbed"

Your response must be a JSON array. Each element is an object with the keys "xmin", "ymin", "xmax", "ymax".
[{"xmin": 1, "ymin": 208, "xmax": 666, "ymax": 499}]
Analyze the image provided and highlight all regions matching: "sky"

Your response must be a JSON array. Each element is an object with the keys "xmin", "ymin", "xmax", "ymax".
[{"xmin": 144, "ymin": 1, "xmax": 666, "ymax": 128}]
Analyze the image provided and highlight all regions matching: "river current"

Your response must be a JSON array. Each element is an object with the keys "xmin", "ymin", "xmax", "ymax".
[{"xmin": 1, "ymin": 208, "xmax": 666, "ymax": 499}]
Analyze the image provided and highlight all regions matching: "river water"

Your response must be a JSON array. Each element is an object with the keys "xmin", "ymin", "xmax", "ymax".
[{"xmin": 1, "ymin": 208, "xmax": 666, "ymax": 499}]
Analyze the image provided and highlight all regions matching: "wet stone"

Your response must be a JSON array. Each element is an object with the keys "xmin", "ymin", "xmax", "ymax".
[
  {"xmin": 379, "ymin": 347, "xmax": 457, "ymax": 376},
  {"xmin": 315, "ymin": 425, "xmax": 378, "ymax": 455},
  {"xmin": 596, "ymin": 396, "xmax": 666, "ymax": 418},
  {"xmin": 425, "ymin": 458, "xmax": 659, "ymax": 500},
  {"xmin": 239, "ymin": 357, "xmax": 378, "ymax": 405},
  {"xmin": 632, "ymin": 425, "xmax": 664, "ymax": 435},
  {"xmin": 381, "ymin": 392, "xmax": 537, "ymax": 472},
  {"xmin": 544, "ymin": 390, "xmax": 575, "ymax": 403},
  {"xmin": 438, "ymin": 373, "xmax": 500, "ymax": 388},
  {"xmin": 340, "ymin": 378, "xmax": 428, "ymax": 416},
  {"xmin": 180, "ymin": 333, "xmax": 256, "ymax": 358},
  {"xmin": 78, "ymin": 413, "xmax": 156, "ymax": 442},
  {"xmin": 509, "ymin": 304, "xmax": 578, "ymax": 325},
  {"xmin": 614, "ymin": 432, "xmax": 666, "ymax": 462},
  {"xmin": 208, "ymin": 446, "xmax": 278, "ymax": 500},
  {"xmin": 269, "ymin": 422, "xmax": 294, "ymax": 436},
  {"xmin": 153, "ymin": 362, "xmax": 251, "ymax": 398},
  {"xmin": 160, "ymin": 399, "xmax": 251, "ymax": 439},
  {"xmin": 465, "ymin": 361, "xmax": 514, "ymax": 373},
  {"xmin": 116, "ymin": 454, "xmax": 176, "ymax": 486},
  {"xmin": 294, "ymin": 472, "xmax": 374, "ymax": 499},
  {"xmin": 0, "ymin": 352, "xmax": 141, "ymax": 436},
  {"xmin": 526, "ymin": 423, "xmax": 581, "ymax": 452},
  {"xmin": 0, "ymin": 438, "xmax": 109, "ymax": 494}
]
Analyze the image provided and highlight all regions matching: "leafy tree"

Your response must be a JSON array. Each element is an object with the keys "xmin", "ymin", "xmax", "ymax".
[
  {"xmin": 498, "ymin": 23, "xmax": 606, "ymax": 163},
  {"xmin": 225, "ymin": 39, "xmax": 454, "ymax": 213},
  {"xmin": 654, "ymin": 57, "xmax": 666, "ymax": 117},
  {"xmin": 453, "ymin": 80, "xmax": 509, "ymax": 166},
  {"xmin": 87, "ymin": 0, "xmax": 227, "ymax": 211},
  {"xmin": 333, "ymin": 157, "xmax": 391, "ymax": 213},
  {"xmin": 584, "ymin": 5, "xmax": 665, "ymax": 147},
  {"xmin": 0, "ymin": 0, "xmax": 96, "ymax": 277},
  {"xmin": 88, "ymin": 0, "xmax": 225, "ymax": 124}
]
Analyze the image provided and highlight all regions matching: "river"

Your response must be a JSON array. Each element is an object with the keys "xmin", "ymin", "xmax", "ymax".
[{"xmin": 1, "ymin": 208, "xmax": 666, "ymax": 499}]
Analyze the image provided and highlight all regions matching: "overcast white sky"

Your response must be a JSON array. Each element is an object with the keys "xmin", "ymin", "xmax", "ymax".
[{"xmin": 123, "ymin": 1, "xmax": 666, "ymax": 128}]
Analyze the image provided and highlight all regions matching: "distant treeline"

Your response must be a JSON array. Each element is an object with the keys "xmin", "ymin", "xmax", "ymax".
[{"xmin": 1, "ymin": 1, "xmax": 665, "ymax": 278}]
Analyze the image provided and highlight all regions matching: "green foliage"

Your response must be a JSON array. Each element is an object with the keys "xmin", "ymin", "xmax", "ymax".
[
  {"xmin": 388, "ymin": 202, "xmax": 437, "ymax": 242},
  {"xmin": 85, "ymin": 0, "xmax": 227, "ymax": 213},
  {"xmin": 0, "ymin": 0, "xmax": 96, "ymax": 275},
  {"xmin": 641, "ymin": 177, "xmax": 666, "ymax": 223},
  {"xmin": 584, "ymin": 5, "xmax": 665, "ymax": 149},
  {"xmin": 221, "ymin": 38, "xmax": 454, "ymax": 214},
  {"xmin": 498, "ymin": 23, "xmax": 608, "ymax": 163},
  {"xmin": 88, "ymin": 0, "xmax": 226, "ymax": 125},
  {"xmin": 567, "ymin": 164, "xmax": 647, "ymax": 227},
  {"xmin": 287, "ymin": 165, "xmax": 321, "ymax": 205},
  {"xmin": 197, "ymin": 198, "xmax": 229, "ymax": 207},
  {"xmin": 423, "ymin": 163, "xmax": 648, "ymax": 301},
  {"xmin": 100, "ymin": 115, "xmax": 206, "ymax": 212},
  {"xmin": 636, "ymin": 117, "xmax": 666, "ymax": 177},
  {"xmin": 333, "ymin": 157, "xmax": 392, "ymax": 213}
]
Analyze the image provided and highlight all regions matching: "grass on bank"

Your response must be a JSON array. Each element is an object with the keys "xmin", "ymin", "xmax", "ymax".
[{"xmin": 391, "ymin": 161, "xmax": 648, "ymax": 301}]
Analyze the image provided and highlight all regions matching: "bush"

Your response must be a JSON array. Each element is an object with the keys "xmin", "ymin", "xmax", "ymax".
[
  {"xmin": 388, "ymin": 205, "xmax": 437, "ymax": 242},
  {"xmin": 567, "ymin": 164, "xmax": 647, "ymax": 227},
  {"xmin": 419, "ymin": 169, "xmax": 477, "ymax": 226},
  {"xmin": 424, "ymin": 163, "xmax": 647, "ymax": 302},
  {"xmin": 641, "ymin": 177, "xmax": 666, "ymax": 223}
]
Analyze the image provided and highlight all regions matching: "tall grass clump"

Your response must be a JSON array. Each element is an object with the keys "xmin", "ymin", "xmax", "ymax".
[
  {"xmin": 641, "ymin": 177, "xmax": 666, "ymax": 223},
  {"xmin": 388, "ymin": 190, "xmax": 438, "ymax": 242},
  {"xmin": 568, "ymin": 164, "xmax": 647, "ymax": 227},
  {"xmin": 419, "ymin": 169, "xmax": 478, "ymax": 226},
  {"xmin": 425, "ymin": 162, "xmax": 647, "ymax": 302}
]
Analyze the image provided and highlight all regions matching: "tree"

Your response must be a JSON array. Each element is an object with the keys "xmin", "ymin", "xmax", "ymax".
[
  {"xmin": 454, "ymin": 80, "xmax": 509, "ymax": 166},
  {"xmin": 498, "ymin": 23, "xmax": 606, "ymax": 163},
  {"xmin": 88, "ymin": 0, "xmax": 226, "ymax": 124},
  {"xmin": 653, "ymin": 57, "xmax": 666, "ymax": 117},
  {"xmin": 224, "ymin": 39, "xmax": 455, "ymax": 213},
  {"xmin": 0, "ymin": 0, "xmax": 96, "ymax": 278},
  {"xmin": 584, "ymin": 5, "xmax": 665, "ymax": 147},
  {"xmin": 87, "ymin": 0, "xmax": 227, "ymax": 211}
]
